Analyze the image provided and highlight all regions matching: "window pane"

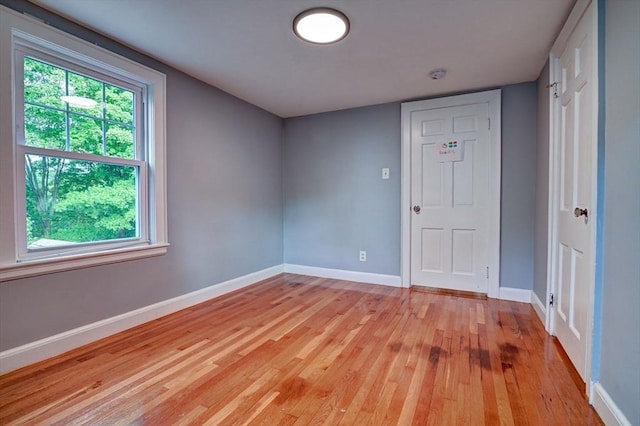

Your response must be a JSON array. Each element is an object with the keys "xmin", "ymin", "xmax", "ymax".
[
  {"xmin": 105, "ymin": 84, "xmax": 134, "ymax": 125},
  {"xmin": 106, "ymin": 123, "xmax": 134, "ymax": 159},
  {"xmin": 23, "ymin": 56, "xmax": 138, "ymax": 157},
  {"xmin": 24, "ymin": 104, "xmax": 66, "ymax": 150},
  {"xmin": 67, "ymin": 72, "xmax": 102, "ymax": 117},
  {"xmin": 24, "ymin": 57, "xmax": 65, "ymax": 109},
  {"xmin": 69, "ymin": 113, "xmax": 103, "ymax": 155},
  {"xmin": 25, "ymin": 154, "xmax": 138, "ymax": 248}
]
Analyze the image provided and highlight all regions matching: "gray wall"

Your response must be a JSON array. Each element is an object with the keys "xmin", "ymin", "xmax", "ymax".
[
  {"xmin": 284, "ymin": 103, "xmax": 401, "ymax": 275},
  {"xmin": 284, "ymin": 84, "xmax": 538, "ymax": 289},
  {"xmin": 500, "ymin": 83, "xmax": 538, "ymax": 290},
  {"xmin": 534, "ymin": 62, "xmax": 550, "ymax": 303},
  {"xmin": 0, "ymin": 2, "xmax": 284, "ymax": 351},
  {"xmin": 599, "ymin": 0, "xmax": 640, "ymax": 422}
]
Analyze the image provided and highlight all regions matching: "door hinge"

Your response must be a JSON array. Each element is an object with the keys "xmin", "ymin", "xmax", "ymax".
[
  {"xmin": 486, "ymin": 266, "xmax": 489, "ymax": 279},
  {"xmin": 546, "ymin": 81, "xmax": 559, "ymax": 98},
  {"xmin": 488, "ymin": 118, "xmax": 490, "ymax": 130},
  {"xmin": 549, "ymin": 293, "xmax": 554, "ymax": 307}
]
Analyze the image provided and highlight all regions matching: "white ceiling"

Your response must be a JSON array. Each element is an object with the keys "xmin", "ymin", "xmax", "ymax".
[{"xmin": 30, "ymin": 0, "xmax": 575, "ymax": 118}]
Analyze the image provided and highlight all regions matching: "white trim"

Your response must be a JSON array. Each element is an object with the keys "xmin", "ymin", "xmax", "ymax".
[
  {"xmin": 400, "ymin": 99, "xmax": 411, "ymax": 288},
  {"xmin": 497, "ymin": 287, "xmax": 531, "ymax": 303},
  {"xmin": 0, "ymin": 243, "xmax": 169, "ymax": 282},
  {"xmin": 531, "ymin": 291, "xmax": 547, "ymax": 325},
  {"xmin": 591, "ymin": 382, "xmax": 632, "ymax": 426},
  {"xmin": 545, "ymin": 51, "xmax": 558, "ymax": 334},
  {"xmin": 283, "ymin": 264, "xmax": 401, "ymax": 287},
  {"xmin": 401, "ymin": 90, "xmax": 501, "ymax": 297},
  {"xmin": 0, "ymin": 264, "xmax": 284, "ymax": 374},
  {"xmin": 551, "ymin": 0, "xmax": 592, "ymax": 55}
]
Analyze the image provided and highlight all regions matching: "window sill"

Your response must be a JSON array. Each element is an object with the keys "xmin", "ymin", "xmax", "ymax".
[{"xmin": 0, "ymin": 243, "xmax": 169, "ymax": 282}]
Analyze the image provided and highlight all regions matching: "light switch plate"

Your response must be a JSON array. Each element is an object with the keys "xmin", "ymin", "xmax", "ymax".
[{"xmin": 382, "ymin": 168, "xmax": 390, "ymax": 179}]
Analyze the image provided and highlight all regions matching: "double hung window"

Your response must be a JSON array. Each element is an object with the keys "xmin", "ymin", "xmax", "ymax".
[
  {"xmin": 0, "ymin": 8, "xmax": 167, "ymax": 280},
  {"xmin": 18, "ymin": 52, "xmax": 145, "ymax": 254}
]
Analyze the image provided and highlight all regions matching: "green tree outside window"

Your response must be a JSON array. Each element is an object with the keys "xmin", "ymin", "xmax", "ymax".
[{"xmin": 23, "ymin": 57, "xmax": 138, "ymax": 246}]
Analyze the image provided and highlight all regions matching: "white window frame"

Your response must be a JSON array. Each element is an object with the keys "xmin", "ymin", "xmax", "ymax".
[
  {"xmin": 15, "ymin": 48, "xmax": 149, "ymax": 260},
  {"xmin": 0, "ymin": 7, "xmax": 168, "ymax": 281}
]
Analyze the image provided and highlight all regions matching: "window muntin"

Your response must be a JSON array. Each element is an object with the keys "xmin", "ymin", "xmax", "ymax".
[
  {"xmin": 15, "ymin": 49, "xmax": 147, "ymax": 258},
  {"xmin": 22, "ymin": 56, "xmax": 138, "ymax": 159}
]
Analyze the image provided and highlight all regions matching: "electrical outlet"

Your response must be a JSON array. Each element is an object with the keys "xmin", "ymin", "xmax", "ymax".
[{"xmin": 359, "ymin": 250, "xmax": 367, "ymax": 262}]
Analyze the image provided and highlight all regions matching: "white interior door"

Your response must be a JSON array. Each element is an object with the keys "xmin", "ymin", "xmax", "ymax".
[
  {"xmin": 550, "ymin": 1, "xmax": 597, "ymax": 382},
  {"xmin": 409, "ymin": 103, "xmax": 490, "ymax": 292}
]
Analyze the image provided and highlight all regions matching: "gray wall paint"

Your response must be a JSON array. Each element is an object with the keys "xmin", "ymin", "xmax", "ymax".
[
  {"xmin": 284, "ymin": 103, "xmax": 401, "ymax": 275},
  {"xmin": 500, "ymin": 83, "xmax": 538, "ymax": 290},
  {"xmin": 0, "ymin": 2, "xmax": 284, "ymax": 351},
  {"xmin": 284, "ymin": 84, "xmax": 538, "ymax": 288},
  {"xmin": 534, "ymin": 62, "xmax": 550, "ymax": 302},
  {"xmin": 599, "ymin": 0, "xmax": 640, "ymax": 422}
]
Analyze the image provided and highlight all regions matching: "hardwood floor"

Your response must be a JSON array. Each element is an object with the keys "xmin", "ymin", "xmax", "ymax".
[{"xmin": 0, "ymin": 273, "xmax": 602, "ymax": 425}]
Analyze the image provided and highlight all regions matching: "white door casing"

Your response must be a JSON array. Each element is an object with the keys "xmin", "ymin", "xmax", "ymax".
[
  {"xmin": 401, "ymin": 90, "xmax": 501, "ymax": 297},
  {"xmin": 547, "ymin": 0, "xmax": 598, "ymax": 389}
]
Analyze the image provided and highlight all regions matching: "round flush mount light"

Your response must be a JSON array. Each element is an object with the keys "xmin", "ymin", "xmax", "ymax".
[
  {"xmin": 293, "ymin": 8, "xmax": 350, "ymax": 45},
  {"xmin": 61, "ymin": 95, "xmax": 98, "ymax": 108}
]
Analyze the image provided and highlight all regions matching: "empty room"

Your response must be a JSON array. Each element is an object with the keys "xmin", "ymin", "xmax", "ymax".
[{"xmin": 0, "ymin": 0, "xmax": 638, "ymax": 424}]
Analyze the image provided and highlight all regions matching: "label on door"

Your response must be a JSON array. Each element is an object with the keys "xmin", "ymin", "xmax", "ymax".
[{"xmin": 437, "ymin": 140, "xmax": 464, "ymax": 162}]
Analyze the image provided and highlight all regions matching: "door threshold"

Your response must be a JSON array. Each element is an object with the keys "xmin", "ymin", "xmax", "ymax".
[{"xmin": 410, "ymin": 285, "xmax": 487, "ymax": 300}]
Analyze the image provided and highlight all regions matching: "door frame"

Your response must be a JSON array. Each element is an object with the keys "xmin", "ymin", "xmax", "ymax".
[
  {"xmin": 401, "ymin": 90, "xmax": 502, "ymax": 297},
  {"xmin": 545, "ymin": 0, "xmax": 598, "ymax": 395}
]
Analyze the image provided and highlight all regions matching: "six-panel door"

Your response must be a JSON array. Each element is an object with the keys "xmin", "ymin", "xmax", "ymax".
[{"xmin": 410, "ymin": 103, "xmax": 490, "ymax": 292}]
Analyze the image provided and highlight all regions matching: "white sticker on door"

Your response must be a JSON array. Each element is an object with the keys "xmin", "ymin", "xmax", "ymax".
[{"xmin": 437, "ymin": 140, "xmax": 464, "ymax": 162}]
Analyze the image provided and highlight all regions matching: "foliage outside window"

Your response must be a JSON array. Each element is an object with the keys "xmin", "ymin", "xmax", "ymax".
[
  {"xmin": 22, "ymin": 57, "xmax": 141, "ymax": 249},
  {"xmin": 0, "ymin": 8, "xmax": 167, "ymax": 281}
]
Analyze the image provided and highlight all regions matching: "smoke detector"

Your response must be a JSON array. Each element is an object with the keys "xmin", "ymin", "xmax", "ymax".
[{"xmin": 429, "ymin": 69, "xmax": 447, "ymax": 80}]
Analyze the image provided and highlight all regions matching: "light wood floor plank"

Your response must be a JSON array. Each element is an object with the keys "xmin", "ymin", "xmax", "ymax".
[{"xmin": 0, "ymin": 273, "xmax": 603, "ymax": 425}]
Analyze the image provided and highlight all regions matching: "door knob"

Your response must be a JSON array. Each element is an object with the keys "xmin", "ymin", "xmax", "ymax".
[
  {"xmin": 413, "ymin": 205, "xmax": 421, "ymax": 214},
  {"xmin": 574, "ymin": 207, "xmax": 588, "ymax": 218}
]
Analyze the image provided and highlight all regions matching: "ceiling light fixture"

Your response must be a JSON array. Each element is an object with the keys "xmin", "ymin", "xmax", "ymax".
[
  {"xmin": 61, "ymin": 95, "xmax": 98, "ymax": 108},
  {"xmin": 293, "ymin": 8, "xmax": 350, "ymax": 45}
]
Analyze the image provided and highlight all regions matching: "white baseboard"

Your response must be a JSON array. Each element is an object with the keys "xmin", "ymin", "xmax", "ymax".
[
  {"xmin": 283, "ymin": 264, "xmax": 401, "ymax": 287},
  {"xmin": 0, "ymin": 264, "xmax": 284, "ymax": 374},
  {"xmin": 498, "ymin": 286, "xmax": 532, "ymax": 303},
  {"xmin": 591, "ymin": 381, "xmax": 632, "ymax": 426},
  {"xmin": 531, "ymin": 291, "xmax": 546, "ymax": 324}
]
